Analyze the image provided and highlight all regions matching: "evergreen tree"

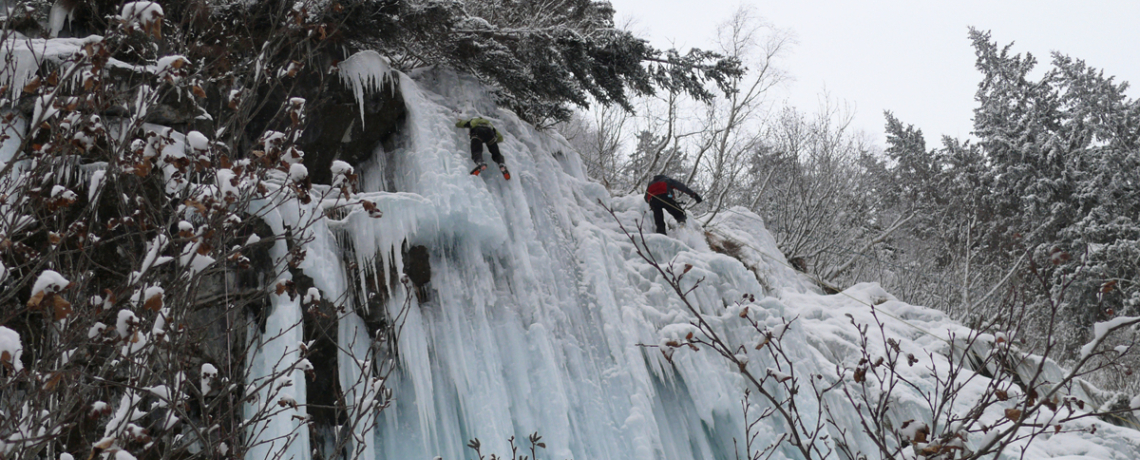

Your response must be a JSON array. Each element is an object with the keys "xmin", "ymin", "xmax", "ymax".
[
  {"xmin": 968, "ymin": 28, "xmax": 1140, "ymax": 350},
  {"xmin": 340, "ymin": 0, "xmax": 743, "ymax": 124}
]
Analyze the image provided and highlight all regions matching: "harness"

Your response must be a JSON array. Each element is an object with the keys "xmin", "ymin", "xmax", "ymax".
[{"xmin": 470, "ymin": 125, "xmax": 497, "ymax": 144}]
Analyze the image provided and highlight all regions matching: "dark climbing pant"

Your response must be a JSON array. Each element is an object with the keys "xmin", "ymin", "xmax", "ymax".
[
  {"xmin": 649, "ymin": 195, "xmax": 686, "ymax": 234},
  {"xmin": 470, "ymin": 126, "xmax": 503, "ymax": 165}
]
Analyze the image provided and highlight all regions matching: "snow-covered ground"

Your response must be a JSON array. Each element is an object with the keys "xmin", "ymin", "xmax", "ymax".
[{"xmin": 289, "ymin": 63, "xmax": 1140, "ymax": 459}]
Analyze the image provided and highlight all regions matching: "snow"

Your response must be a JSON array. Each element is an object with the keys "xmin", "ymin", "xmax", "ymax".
[
  {"xmin": 143, "ymin": 286, "xmax": 163, "ymax": 305},
  {"xmin": 31, "ymin": 270, "xmax": 69, "ymax": 296},
  {"xmin": 155, "ymin": 55, "xmax": 188, "ymax": 78},
  {"xmin": 104, "ymin": 392, "xmax": 146, "ymax": 441},
  {"xmin": 88, "ymin": 169, "xmax": 106, "ymax": 203},
  {"xmin": 186, "ymin": 130, "xmax": 209, "ymax": 151},
  {"xmin": 120, "ymin": 2, "xmax": 163, "ymax": 25},
  {"xmin": 179, "ymin": 241, "xmax": 215, "ymax": 276},
  {"xmin": 115, "ymin": 310, "xmax": 137, "ymax": 339},
  {"xmin": 33, "ymin": 95, "xmax": 60, "ymax": 125},
  {"xmin": 98, "ymin": 65, "xmax": 1111, "ymax": 460},
  {"xmin": 0, "ymin": 326, "xmax": 22, "ymax": 372},
  {"xmin": 288, "ymin": 163, "xmax": 308, "ymax": 183},
  {"xmin": 129, "ymin": 234, "xmax": 171, "ymax": 284},
  {"xmin": 331, "ymin": 160, "xmax": 354, "ymax": 177},
  {"xmin": 303, "ymin": 287, "xmax": 320, "ymax": 304},
  {"xmin": 50, "ymin": 185, "xmax": 77, "ymax": 201},
  {"xmin": 200, "ymin": 363, "xmax": 218, "ymax": 394},
  {"xmin": 146, "ymin": 385, "xmax": 170, "ymax": 406},
  {"xmin": 331, "ymin": 160, "xmax": 354, "ymax": 186},
  {"xmin": 88, "ymin": 323, "xmax": 107, "ymax": 339},
  {"xmin": 215, "ymin": 168, "xmax": 239, "ymax": 202},
  {"xmin": 1080, "ymin": 316, "xmax": 1140, "ymax": 359}
]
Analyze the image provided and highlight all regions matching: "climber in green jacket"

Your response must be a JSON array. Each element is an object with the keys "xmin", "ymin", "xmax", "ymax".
[{"xmin": 456, "ymin": 116, "xmax": 510, "ymax": 179}]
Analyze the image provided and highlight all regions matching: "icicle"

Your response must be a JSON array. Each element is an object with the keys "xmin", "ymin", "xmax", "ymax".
[
  {"xmin": 337, "ymin": 50, "xmax": 392, "ymax": 125},
  {"xmin": 48, "ymin": 1, "xmax": 77, "ymax": 38}
]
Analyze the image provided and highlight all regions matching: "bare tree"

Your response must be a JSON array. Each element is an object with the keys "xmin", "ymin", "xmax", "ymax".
[
  {"xmin": 684, "ymin": 7, "xmax": 790, "ymax": 224},
  {"xmin": 558, "ymin": 104, "xmax": 630, "ymax": 190}
]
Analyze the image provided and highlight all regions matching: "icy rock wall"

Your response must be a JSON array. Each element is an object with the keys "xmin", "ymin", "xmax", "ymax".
[
  {"xmin": 316, "ymin": 65, "xmax": 1140, "ymax": 460},
  {"xmin": 322, "ymin": 68, "xmax": 796, "ymax": 460}
]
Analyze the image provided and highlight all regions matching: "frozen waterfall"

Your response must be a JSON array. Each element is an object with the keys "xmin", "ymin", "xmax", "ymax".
[{"xmin": 262, "ymin": 65, "xmax": 1140, "ymax": 460}]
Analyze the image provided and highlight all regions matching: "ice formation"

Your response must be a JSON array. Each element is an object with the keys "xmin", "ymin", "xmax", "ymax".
[
  {"xmin": 280, "ymin": 67, "xmax": 1139, "ymax": 459},
  {"xmin": 337, "ymin": 50, "xmax": 393, "ymax": 124}
]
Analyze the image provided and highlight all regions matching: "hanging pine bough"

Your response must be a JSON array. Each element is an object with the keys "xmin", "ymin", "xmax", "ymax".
[{"xmin": 335, "ymin": 0, "xmax": 743, "ymax": 125}]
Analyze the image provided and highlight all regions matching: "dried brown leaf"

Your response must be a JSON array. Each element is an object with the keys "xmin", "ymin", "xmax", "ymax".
[
  {"xmin": 135, "ymin": 159, "xmax": 153, "ymax": 176},
  {"xmin": 27, "ymin": 290, "xmax": 45, "ymax": 308},
  {"xmin": 43, "ymin": 372, "xmax": 64, "ymax": 391},
  {"xmin": 1101, "ymin": 280, "xmax": 1118, "ymax": 293},
  {"xmin": 23, "ymin": 77, "xmax": 41, "ymax": 93},
  {"xmin": 144, "ymin": 293, "xmax": 163, "ymax": 312},
  {"xmin": 914, "ymin": 426, "xmax": 928, "ymax": 443},
  {"xmin": 52, "ymin": 295, "xmax": 73, "ymax": 320},
  {"xmin": 184, "ymin": 199, "xmax": 206, "ymax": 214}
]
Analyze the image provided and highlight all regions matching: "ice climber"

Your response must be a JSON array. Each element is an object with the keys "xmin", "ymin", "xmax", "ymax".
[
  {"xmin": 645, "ymin": 175, "xmax": 702, "ymax": 234},
  {"xmin": 456, "ymin": 116, "xmax": 510, "ymax": 179}
]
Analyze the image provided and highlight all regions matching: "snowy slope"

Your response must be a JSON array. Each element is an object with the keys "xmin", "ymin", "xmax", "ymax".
[{"xmin": 287, "ymin": 65, "xmax": 1140, "ymax": 460}]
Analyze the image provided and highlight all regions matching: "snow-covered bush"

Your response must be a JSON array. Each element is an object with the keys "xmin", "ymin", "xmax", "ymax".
[{"xmin": 0, "ymin": 3, "xmax": 399, "ymax": 459}]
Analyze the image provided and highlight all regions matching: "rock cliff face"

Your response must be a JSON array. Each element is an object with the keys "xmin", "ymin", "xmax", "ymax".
[{"xmin": 300, "ymin": 75, "xmax": 406, "ymax": 186}]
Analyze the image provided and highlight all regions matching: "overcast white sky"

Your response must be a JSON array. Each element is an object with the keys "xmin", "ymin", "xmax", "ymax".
[{"xmin": 607, "ymin": 0, "xmax": 1140, "ymax": 145}]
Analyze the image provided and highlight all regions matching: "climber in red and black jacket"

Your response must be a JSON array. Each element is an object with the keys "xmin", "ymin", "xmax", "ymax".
[{"xmin": 644, "ymin": 175, "xmax": 702, "ymax": 234}]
